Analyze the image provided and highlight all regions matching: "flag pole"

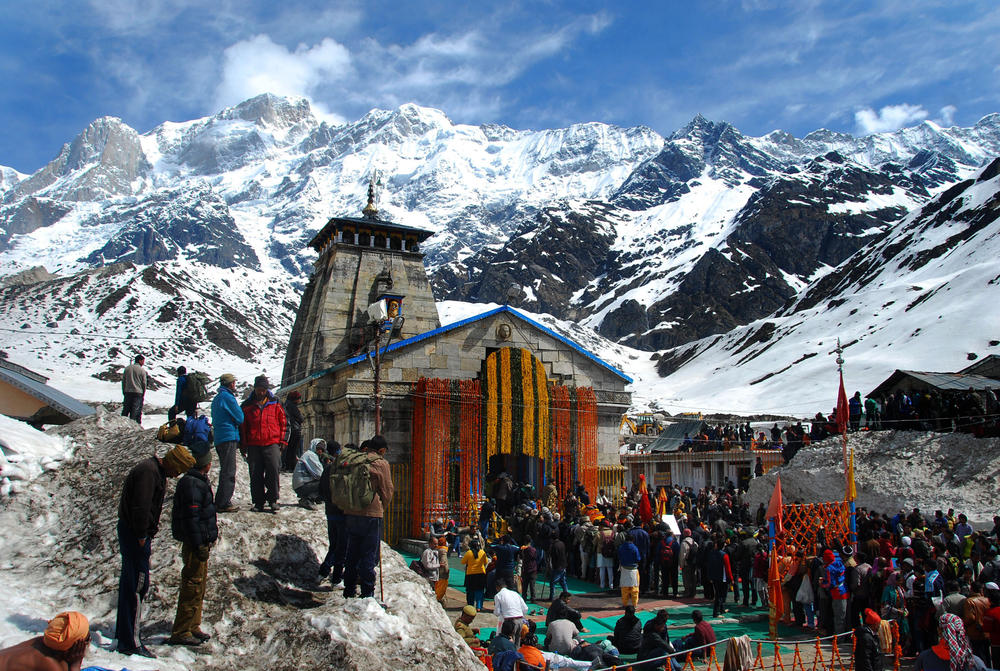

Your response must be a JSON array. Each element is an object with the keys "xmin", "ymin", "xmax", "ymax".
[{"xmin": 836, "ymin": 339, "xmax": 848, "ymax": 491}]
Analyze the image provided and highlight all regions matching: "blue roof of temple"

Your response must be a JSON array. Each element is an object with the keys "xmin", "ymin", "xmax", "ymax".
[{"xmin": 282, "ymin": 305, "xmax": 632, "ymax": 392}]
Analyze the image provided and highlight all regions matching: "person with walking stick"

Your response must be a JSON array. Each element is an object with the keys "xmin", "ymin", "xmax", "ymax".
[{"xmin": 340, "ymin": 436, "xmax": 394, "ymax": 600}]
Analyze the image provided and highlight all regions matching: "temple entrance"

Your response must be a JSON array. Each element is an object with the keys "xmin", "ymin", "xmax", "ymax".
[
  {"xmin": 410, "ymin": 347, "xmax": 600, "ymax": 536},
  {"xmin": 488, "ymin": 454, "xmax": 546, "ymax": 496}
]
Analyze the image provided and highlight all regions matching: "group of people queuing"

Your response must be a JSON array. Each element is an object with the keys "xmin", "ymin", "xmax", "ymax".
[
  {"xmin": 37, "ymin": 363, "xmax": 397, "ymax": 662},
  {"xmin": 443, "ymin": 473, "xmax": 1000, "ymax": 671},
  {"xmin": 812, "ymin": 387, "xmax": 1000, "ymax": 440}
]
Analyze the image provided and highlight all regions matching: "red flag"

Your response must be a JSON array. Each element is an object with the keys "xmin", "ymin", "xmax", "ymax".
[
  {"xmin": 638, "ymin": 474, "xmax": 653, "ymax": 525},
  {"xmin": 836, "ymin": 371, "xmax": 849, "ymax": 435},
  {"xmin": 766, "ymin": 476, "xmax": 783, "ymax": 535},
  {"xmin": 768, "ymin": 546, "xmax": 786, "ymax": 626}
]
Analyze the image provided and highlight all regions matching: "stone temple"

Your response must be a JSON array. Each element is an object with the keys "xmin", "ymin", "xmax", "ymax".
[{"xmin": 281, "ymin": 191, "xmax": 632, "ymax": 539}]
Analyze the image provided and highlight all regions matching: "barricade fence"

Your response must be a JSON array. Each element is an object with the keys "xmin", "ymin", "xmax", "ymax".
[{"xmin": 472, "ymin": 624, "xmax": 903, "ymax": 671}]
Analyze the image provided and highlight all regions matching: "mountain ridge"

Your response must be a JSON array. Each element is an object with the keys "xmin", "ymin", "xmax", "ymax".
[{"xmin": 1, "ymin": 94, "xmax": 998, "ymax": 412}]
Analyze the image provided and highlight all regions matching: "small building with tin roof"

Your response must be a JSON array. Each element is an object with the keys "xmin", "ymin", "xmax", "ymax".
[{"xmin": 0, "ymin": 358, "xmax": 95, "ymax": 426}]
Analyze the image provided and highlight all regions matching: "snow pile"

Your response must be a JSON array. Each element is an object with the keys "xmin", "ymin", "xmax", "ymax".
[
  {"xmin": 0, "ymin": 408, "xmax": 481, "ymax": 670},
  {"xmin": 746, "ymin": 430, "xmax": 1000, "ymax": 524},
  {"xmin": 0, "ymin": 413, "xmax": 74, "ymax": 496}
]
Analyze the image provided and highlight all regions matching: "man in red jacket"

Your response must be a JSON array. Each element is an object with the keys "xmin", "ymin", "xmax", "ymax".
[{"xmin": 240, "ymin": 375, "xmax": 287, "ymax": 513}]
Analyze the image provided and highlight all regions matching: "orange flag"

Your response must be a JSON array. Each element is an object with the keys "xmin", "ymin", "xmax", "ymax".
[
  {"xmin": 766, "ymin": 476, "xmax": 783, "ymax": 535},
  {"xmin": 638, "ymin": 474, "xmax": 652, "ymax": 525},
  {"xmin": 768, "ymin": 546, "xmax": 785, "ymax": 623},
  {"xmin": 836, "ymin": 371, "xmax": 849, "ymax": 435}
]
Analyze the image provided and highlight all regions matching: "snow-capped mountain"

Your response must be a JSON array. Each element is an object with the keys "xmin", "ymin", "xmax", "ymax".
[{"xmin": 0, "ymin": 94, "xmax": 998, "ymax": 412}]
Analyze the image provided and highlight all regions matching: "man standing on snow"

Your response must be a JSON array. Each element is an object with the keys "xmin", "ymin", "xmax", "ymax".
[
  {"xmin": 282, "ymin": 390, "xmax": 304, "ymax": 472},
  {"xmin": 210, "ymin": 373, "xmax": 243, "ymax": 513},
  {"xmin": 341, "ymin": 436, "xmax": 394, "ymax": 599},
  {"xmin": 121, "ymin": 354, "xmax": 148, "ymax": 425},
  {"xmin": 115, "ymin": 445, "xmax": 195, "ymax": 658},
  {"xmin": 239, "ymin": 375, "xmax": 287, "ymax": 513},
  {"xmin": 168, "ymin": 447, "xmax": 218, "ymax": 647}
]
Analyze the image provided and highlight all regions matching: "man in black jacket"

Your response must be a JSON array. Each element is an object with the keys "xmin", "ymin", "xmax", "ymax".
[
  {"xmin": 613, "ymin": 604, "xmax": 643, "ymax": 654},
  {"xmin": 317, "ymin": 441, "xmax": 347, "ymax": 585},
  {"xmin": 115, "ymin": 445, "xmax": 194, "ymax": 658},
  {"xmin": 854, "ymin": 609, "xmax": 884, "ymax": 671},
  {"xmin": 168, "ymin": 448, "xmax": 219, "ymax": 647},
  {"xmin": 638, "ymin": 610, "xmax": 674, "ymax": 670},
  {"xmin": 546, "ymin": 591, "xmax": 585, "ymax": 631}
]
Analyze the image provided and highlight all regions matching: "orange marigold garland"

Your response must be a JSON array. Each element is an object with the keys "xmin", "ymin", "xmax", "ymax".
[
  {"xmin": 550, "ymin": 384, "xmax": 572, "ymax": 500},
  {"xmin": 459, "ymin": 379, "xmax": 482, "ymax": 526},
  {"xmin": 485, "ymin": 352, "xmax": 498, "ymax": 460},
  {"xmin": 521, "ymin": 348, "xmax": 535, "ymax": 457},
  {"xmin": 576, "ymin": 386, "xmax": 599, "ymax": 500},
  {"xmin": 500, "ymin": 348, "xmax": 512, "ymax": 455},
  {"xmin": 535, "ymin": 355, "xmax": 550, "ymax": 465}
]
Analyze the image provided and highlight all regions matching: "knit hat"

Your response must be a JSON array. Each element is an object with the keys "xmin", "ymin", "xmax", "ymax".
[
  {"xmin": 162, "ymin": 445, "xmax": 195, "ymax": 474},
  {"xmin": 193, "ymin": 445, "xmax": 213, "ymax": 468},
  {"xmin": 823, "ymin": 549, "xmax": 836, "ymax": 564},
  {"xmin": 43, "ymin": 611, "xmax": 89, "ymax": 651},
  {"xmin": 462, "ymin": 605, "xmax": 477, "ymax": 617},
  {"xmin": 220, "ymin": 373, "xmax": 236, "ymax": 385}
]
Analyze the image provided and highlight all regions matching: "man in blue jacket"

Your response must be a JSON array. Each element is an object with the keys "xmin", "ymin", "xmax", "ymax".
[{"xmin": 210, "ymin": 373, "xmax": 244, "ymax": 512}]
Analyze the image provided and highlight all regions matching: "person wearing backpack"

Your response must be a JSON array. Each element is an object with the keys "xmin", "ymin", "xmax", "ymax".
[
  {"xmin": 239, "ymin": 375, "xmax": 287, "ymax": 513},
  {"xmin": 340, "ymin": 436, "xmax": 394, "ymax": 599},
  {"xmin": 680, "ymin": 528, "xmax": 699, "ymax": 598},
  {"xmin": 596, "ymin": 521, "xmax": 616, "ymax": 591},
  {"xmin": 173, "ymin": 366, "xmax": 195, "ymax": 418}
]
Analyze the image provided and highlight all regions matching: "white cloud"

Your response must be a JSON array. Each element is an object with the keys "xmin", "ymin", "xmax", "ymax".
[
  {"xmin": 213, "ymin": 35, "xmax": 352, "ymax": 112},
  {"xmin": 854, "ymin": 103, "xmax": 928, "ymax": 135},
  {"xmin": 937, "ymin": 104, "xmax": 957, "ymax": 126}
]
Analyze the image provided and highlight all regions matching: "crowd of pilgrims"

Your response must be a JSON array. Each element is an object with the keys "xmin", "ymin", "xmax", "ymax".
[
  {"xmin": 676, "ymin": 387, "xmax": 1000, "ymax": 466},
  {"xmin": 441, "ymin": 473, "xmax": 1000, "ymax": 669}
]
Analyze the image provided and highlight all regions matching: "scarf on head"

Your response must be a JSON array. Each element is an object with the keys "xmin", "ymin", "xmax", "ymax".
[
  {"xmin": 926, "ymin": 569, "xmax": 940, "ymax": 594},
  {"xmin": 939, "ymin": 613, "xmax": 975, "ymax": 671}
]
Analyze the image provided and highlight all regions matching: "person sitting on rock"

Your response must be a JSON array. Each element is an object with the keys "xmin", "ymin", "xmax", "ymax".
[
  {"xmin": 292, "ymin": 439, "xmax": 328, "ymax": 509},
  {"xmin": 454, "ymin": 605, "xmax": 482, "ymax": 648}
]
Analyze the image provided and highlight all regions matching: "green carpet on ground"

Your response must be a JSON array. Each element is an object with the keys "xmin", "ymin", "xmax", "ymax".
[{"xmin": 396, "ymin": 550, "xmax": 797, "ymax": 656}]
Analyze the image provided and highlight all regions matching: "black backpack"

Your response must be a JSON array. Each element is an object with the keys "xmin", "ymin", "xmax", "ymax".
[{"xmin": 601, "ymin": 535, "xmax": 616, "ymax": 558}]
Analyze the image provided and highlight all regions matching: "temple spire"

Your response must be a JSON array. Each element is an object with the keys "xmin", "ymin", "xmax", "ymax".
[{"xmin": 362, "ymin": 171, "xmax": 379, "ymax": 220}]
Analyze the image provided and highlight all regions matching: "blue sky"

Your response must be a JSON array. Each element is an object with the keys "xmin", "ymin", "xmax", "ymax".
[{"xmin": 1, "ymin": 0, "xmax": 997, "ymax": 173}]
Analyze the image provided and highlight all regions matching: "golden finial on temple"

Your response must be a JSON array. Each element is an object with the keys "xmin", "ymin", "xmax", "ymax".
[{"xmin": 362, "ymin": 171, "xmax": 379, "ymax": 220}]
